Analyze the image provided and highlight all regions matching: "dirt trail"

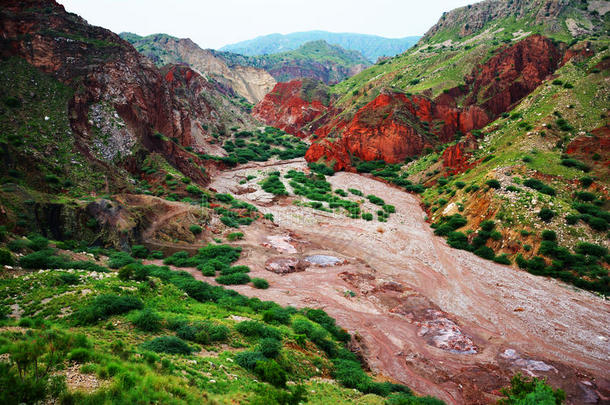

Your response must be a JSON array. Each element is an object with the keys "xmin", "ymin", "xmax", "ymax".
[{"xmin": 157, "ymin": 159, "xmax": 608, "ymax": 404}]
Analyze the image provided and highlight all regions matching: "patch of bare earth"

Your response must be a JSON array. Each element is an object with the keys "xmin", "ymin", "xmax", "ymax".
[{"xmin": 158, "ymin": 158, "xmax": 610, "ymax": 404}]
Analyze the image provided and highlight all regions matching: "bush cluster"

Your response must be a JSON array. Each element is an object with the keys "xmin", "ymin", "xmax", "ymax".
[
  {"xmin": 74, "ymin": 295, "xmax": 143, "ymax": 325},
  {"xmin": 140, "ymin": 336, "xmax": 193, "ymax": 355},
  {"xmin": 522, "ymin": 178, "xmax": 556, "ymax": 196},
  {"xmin": 221, "ymin": 127, "xmax": 308, "ymax": 164},
  {"xmin": 261, "ymin": 173, "xmax": 288, "ymax": 196}
]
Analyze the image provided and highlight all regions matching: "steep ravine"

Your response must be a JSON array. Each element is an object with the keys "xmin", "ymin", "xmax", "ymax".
[{"xmin": 203, "ymin": 159, "xmax": 609, "ymax": 405}]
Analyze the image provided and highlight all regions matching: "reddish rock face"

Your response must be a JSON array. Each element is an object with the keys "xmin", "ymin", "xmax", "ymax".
[
  {"xmin": 281, "ymin": 35, "xmax": 565, "ymax": 169},
  {"xmin": 308, "ymin": 91, "xmax": 489, "ymax": 167},
  {"xmin": 442, "ymin": 133, "xmax": 479, "ymax": 175},
  {"xmin": 464, "ymin": 34, "xmax": 563, "ymax": 116},
  {"xmin": 565, "ymin": 126, "xmax": 610, "ymax": 174},
  {"xmin": 0, "ymin": 0, "xmax": 251, "ymax": 187},
  {"xmin": 252, "ymin": 80, "xmax": 330, "ymax": 137}
]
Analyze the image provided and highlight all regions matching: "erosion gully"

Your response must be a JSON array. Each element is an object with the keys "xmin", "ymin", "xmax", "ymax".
[{"xmin": 177, "ymin": 159, "xmax": 609, "ymax": 404}]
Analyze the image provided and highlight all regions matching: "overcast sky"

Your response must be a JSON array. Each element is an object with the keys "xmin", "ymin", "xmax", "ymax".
[{"xmin": 57, "ymin": 0, "xmax": 478, "ymax": 49}]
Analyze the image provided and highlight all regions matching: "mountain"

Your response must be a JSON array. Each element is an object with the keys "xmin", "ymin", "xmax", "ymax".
[
  {"xmin": 217, "ymin": 39, "xmax": 370, "ymax": 84},
  {"xmin": 0, "ymin": 0, "xmax": 263, "ymax": 239},
  {"xmin": 253, "ymin": 0, "xmax": 610, "ymax": 296},
  {"xmin": 124, "ymin": 33, "xmax": 369, "ymax": 87},
  {"xmin": 120, "ymin": 33, "xmax": 276, "ymax": 103},
  {"xmin": 220, "ymin": 30, "xmax": 421, "ymax": 62}
]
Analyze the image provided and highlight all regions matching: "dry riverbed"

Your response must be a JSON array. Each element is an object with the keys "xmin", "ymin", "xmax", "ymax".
[{"xmin": 197, "ymin": 158, "xmax": 609, "ymax": 404}]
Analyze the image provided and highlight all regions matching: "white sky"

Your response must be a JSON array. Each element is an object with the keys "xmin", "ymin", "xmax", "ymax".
[{"xmin": 57, "ymin": 0, "xmax": 478, "ymax": 49}]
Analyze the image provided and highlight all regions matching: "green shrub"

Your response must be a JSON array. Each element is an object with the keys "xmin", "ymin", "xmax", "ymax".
[
  {"xmin": 498, "ymin": 373, "xmax": 565, "ymax": 405},
  {"xmin": 561, "ymin": 158, "xmax": 589, "ymax": 172},
  {"xmin": 580, "ymin": 177, "xmax": 593, "ymax": 187},
  {"xmin": 189, "ymin": 224, "xmax": 202, "ymax": 235},
  {"xmin": 433, "ymin": 214, "xmax": 467, "ymax": 236},
  {"xmin": 255, "ymin": 360, "xmax": 287, "ymax": 388},
  {"xmin": 258, "ymin": 338, "xmax": 282, "ymax": 358},
  {"xmin": 479, "ymin": 220, "xmax": 495, "ymax": 232},
  {"xmin": 576, "ymin": 191, "xmax": 595, "ymax": 202},
  {"xmin": 44, "ymin": 174, "xmax": 60, "ymax": 184},
  {"xmin": 366, "ymin": 195, "xmax": 385, "ymax": 205},
  {"xmin": 176, "ymin": 325, "xmax": 198, "ymax": 341},
  {"xmin": 0, "ymin": 248, "xmax": 14, "ymax": 265},
  {"xmin": 227, "ymin": 232, "xmax": 244, "ymax": 241},
  {"xmin": 149, "ymin": 250, "xmax": 164, "ymax": 259},
  {"xmin": 541, "ymin": 230, "xmax": 557, "ymax": 241},
  {"xmin": 131, "ymin": 245, "xmax": 149, "ymax": 259},
  {"xmin": 192, "ymin": 322, "xmax": 230, "ymax": 344},
  {"xmin": 252, "ymin": 278, "xmax": 269, "ymax": 289},
  {"xmin": 7, "ymin": 239, "xmax": 28, "ymax": 252},
  {"xmin": 261, "ymin": 175, "xmax": 288, "ymax": 196},
  {"xmin": 186, "ymin": 185, "xmax": 203, "ymax": 196},
  {"xmin": 474, "ymin": 246, "xmax": 495, "ymax": 260},
  {"xmin": 108, "ymin": 252, "xmax": 137, "ymax": 269},
  {"xmin": 215, "ymin": 273, "xmax": 250, "ymax": 285},
  {"xmin": 447, "ymin": 232, "xmax": 469, "ymax": 250},
  {"xmin": 565, "ymin": 214, "xmax": 579, "ymax": 225},
  {"xmin": 140, "ymin": 336, "xmax": 192, "ymax": 355},
  {"xmin": 588, "ymin": 217, "xmax": 608, "ymax": 231},
  {"xmin": 348, "ymin": 188, "xmax": 363, "ymax": 196},
  {"xmin": 19, "ymin": 249, "xmax": 63, "ymax": 269},
  {"xmin": 236, "ymin": 321, "xmax": 281, "ymax": 339},
  {"xmin": 362, "ymin": 213, "xmax": 373, "ymax": 221},
  {"xmin": 74, "ymin": 295, "xmax": 143, "ymax": 325},
  {"xmin": 27, "ymin": 235, "xmax": 49, "ymax": 251},
  {"xmin": 67, "ymin": 348, "xmax": 92, "ymax": 363},
  {"xmin": 57, "ymin": 272, "xmax": 80, "ymax": 285},
  {"xmin": 538, "ymin": 208, "xmax": 555, "ymax": 222},
  {"xmin": 118, "ymin": 264, "xmax": 135, "ymax": 281},
  {"xmin": 308, "ymin": 162, "xmax": 335, "ymax": 176},
  {"xmin": 132, "ymin": 309, "xmax": 162, "ymax": 332},
  {"xmin": 262, "ymin": 307, "xmax": 292, "ymax": 325},
  {"xmin": 575, "ymin": 242, "xmax": 607, "ymax": 257},
  {"xmin": 235, "ymin": 351, "xmax": 266, "ymax": 370},
  {"xmin": 386, "ymin": 392, "xmax": 445, "ymax": 404},
  {"xmin": 493, "ymin": 254, "xmax": 511, "ymax": 265},
  {"xmin": 486, "ymin": 179, "xmax": 501, "ymax": 189}
]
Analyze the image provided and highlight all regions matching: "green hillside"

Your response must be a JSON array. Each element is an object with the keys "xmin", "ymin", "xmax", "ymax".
[
  {"xmin": 218, "ymin": 40, "xmax": 370, "ymax": 83},
  {"xmin": 219, "ymin": 31, "xmax": 421, "ymax": 62}
]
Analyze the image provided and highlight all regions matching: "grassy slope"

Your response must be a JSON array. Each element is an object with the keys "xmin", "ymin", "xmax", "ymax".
[{"xmin": 0, "ymin": 237, "xmax": 438, "ymax": 404}]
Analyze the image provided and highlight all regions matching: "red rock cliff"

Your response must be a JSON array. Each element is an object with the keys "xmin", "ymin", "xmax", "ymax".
[
  {"xmin": 0, "ymin": 0, "xmax": 245, "ymax": 186},
  {"xmin": 252, "ymin": 79, "xmax": 330, "ymax": 138},
  {"xmin": 259, "ymin": 35, "xmax": 565, "ymax": 170}
]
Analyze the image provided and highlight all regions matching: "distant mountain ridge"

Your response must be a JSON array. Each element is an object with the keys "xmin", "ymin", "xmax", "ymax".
[
  {"xmin": 215, "ymin": 40, "xmax": 370, "ymax": 84},
  {"xmin": 220, "ymin": 30, "xmax": 421, "ymax": 62},
  {"xmin": 120, "ymin": 32, "xmax": 276, "ymax": 103},
  {"xmin": 122, "ymin": 33, "xmax": 371, "ymax": 86}
]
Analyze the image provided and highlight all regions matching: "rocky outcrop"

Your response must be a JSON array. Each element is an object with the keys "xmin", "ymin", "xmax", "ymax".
[
  {"xmin": 0, "ymin": 0, "xmax": 254, "ymax": 189},
  {"xmin": 463, "ymin": 34, "xmax": 563, "ymax": 116},
  {"xmin": 162, "ymin": 64, "xmax": 256, "ymax": 155},
  {"xmin": 252, "ymin": 79, "xmax": 331, "ymax": 137},
  {"xmin": 422, "ymin": 0, "xmax": 603, "ymax": 41},
  {"xmin": 442, "ymin": 133, "xmax": 479, "ymax": 174},
  {"xmin": 297, "ymin": 35, "xmax": 565, "ymax": 169},
  {"xmin": 121, "ymin": 34, "xmax": 276, "ymax": 103}
]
